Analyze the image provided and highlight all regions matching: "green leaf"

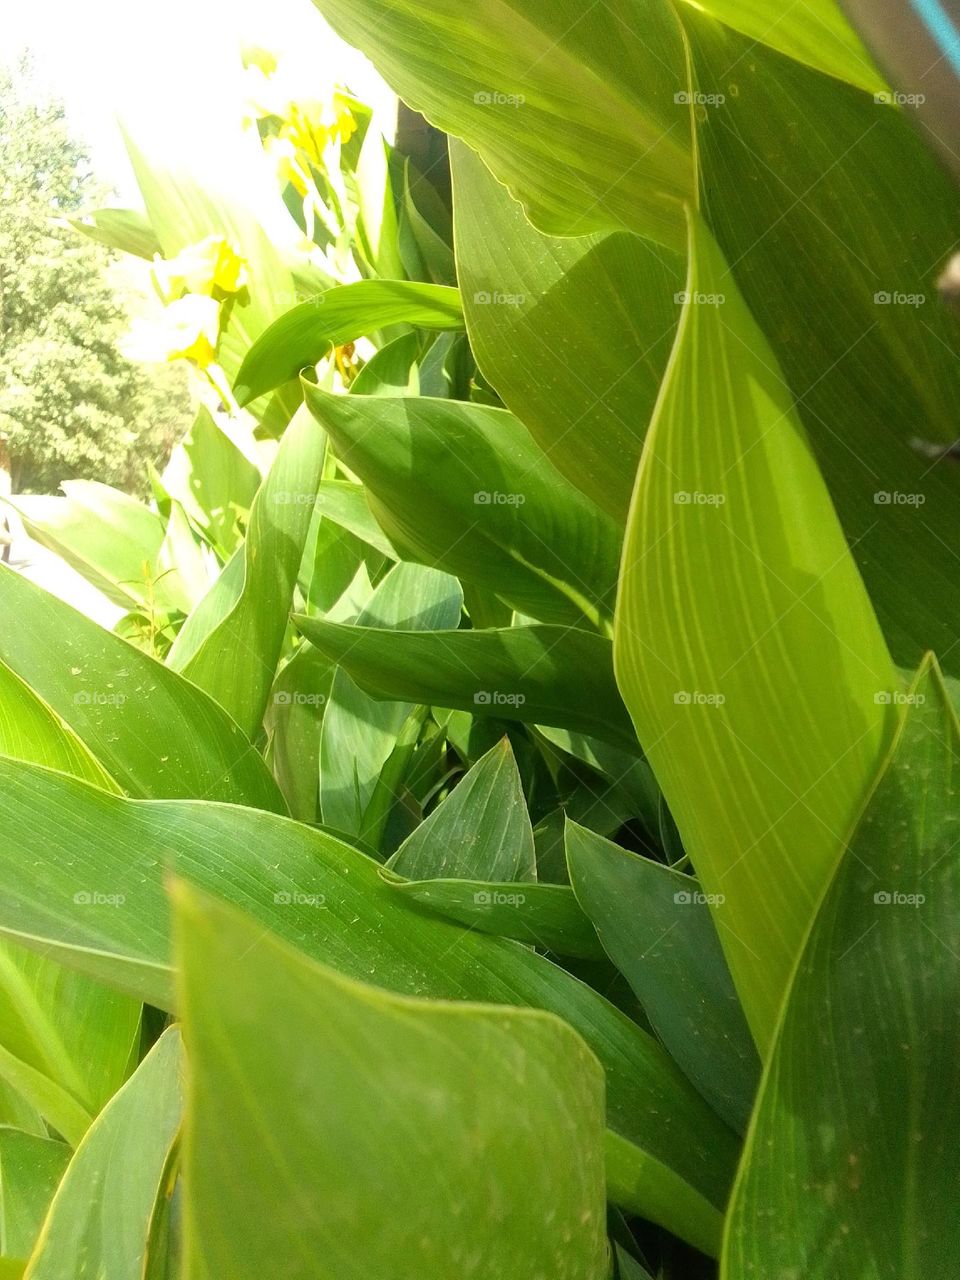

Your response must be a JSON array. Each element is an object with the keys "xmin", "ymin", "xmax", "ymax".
[
  {"xmin": 677, "ymin": 0, "xmax": 884, "ymax": 92},
  {"xmin": 318, "ymin": 563, "xmax": 463, "ymax": 843},
  {"xmin": 68, "ymin": 208, "xmax": 161, "ymax": 260},
  {"xmin": 311, "ymin": 480, "xmax": 396, "ymax": 559},
  {"xmin": 614, "ymin": 212, "xmax": 897, "ymax": 1053},
  {"xmin": 349, "ymin": 332, "xmax": 420, "ymax": 398},
  {"xmin": 302, "ymin": 383, "xmax": 621, "ymax": 627},
  {"xmin": 0, "ymin": 1130, "xmax": 69, "ymax": 1258},
  {"xmin": 26, "ymin": 1027, "xmax": 183, "ymax": 1280},
  {"xmin": 388, "ymin": 739, "xmax": 535, "ymax": 881},
  {"xmin": 0, "ymin": 566, "xmax": 285, "ymax": 812},
  {"xmin": 5, "ymin": 483, "xmax": 191, "ymax": 615},
  {"xmin": 308, "ymin": 0, "xmax": 694, "ymax": 247},
  {"xmin": 566, "ymin": 823, "xmax": 759, "ymax": 1133},
  {"xmin": 160, "ymin": 408, "xmax": 261, "ymax": 559},
  {"xmin": 450, "ymin": 140, "xmax": 683, "ymax": 522},
  {"xmin": 0, "ymin": 758, "xmax": 740, "ymax": 1231},
  {"xmin": 233, "ymin": 281, "xmax": 463, "ymax": 406},
  {"xmin": 723, "ymin": 660, "xmax": 960, "ymax": 1277},
  {"xmin": 0, "ymin": 659, "xmax": 139, "ymax": 1138},
  {"xmin": 174, "ymin": 884, "xmax": 608, "ymax": 1279},
  {"xmin": 263, "ymin": 646, "xmax": 334, "ymax": 823},
  {"xmin": 167, "ymin": 407, "xmax": 327, "ymax": 738},
  {"xmin": 380, "ymin": 873, "xmax": 606, "ymax": 961},
  {"xmin": 294, "ymin": 618, "xmax": 637, "ymax": 750},
  {"xmin": 685, "ymin": 14, "xmax": 960, "ymax": 675}
]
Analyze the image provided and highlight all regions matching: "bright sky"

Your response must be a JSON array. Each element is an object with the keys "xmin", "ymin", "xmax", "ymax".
[{"xmin": 3, "ymin": 0, "xmax": 395, "ymax": 204}]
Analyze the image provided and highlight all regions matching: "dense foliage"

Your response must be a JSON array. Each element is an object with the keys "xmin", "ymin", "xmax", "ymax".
[{"xmin": 0, "ymin": 2, "xmax": 957, "ymax": 1277}]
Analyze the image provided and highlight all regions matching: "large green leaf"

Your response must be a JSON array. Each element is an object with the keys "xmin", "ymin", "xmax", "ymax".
[
  {"xmin": 0, "ymin": 660, "xmax": 138, "ymax": 1133},
  {"xmin": 388, "ymin": 739, "xmax": 535, "ymax": 882},
  {"xmin": 381, "ymin": 874, "xmax": 606, "ymax": 961},
  {"xmin": 309, "ymin": 0, "xmax": 693, "ymax": 248},
  {"xmin": 0, "ymin": 1131, "xmax": 69, "ymax": 1260},
  {"xmin": 175, "ymin": 886, "xmax": 608, "ymax": 1280},
  {"xmin": 614, "ymin": 212, "xmax": 896, "ymax": 1053},
  {"xmin": 167, "ymin": 407, "xmax": 326, "ymax": 738},
  {"xmin": 685, "ymin": 12, "xmax": 960, "ymax": 674},
  {"xmin": 450, "ymin": 140, "xmax": 683, "ymax": 522},
  {"xmin": 724, "ymin": 660, "xmax": 960, "ymax": 1277},
  {"xmin": 294, "ymin": 618, "xmax": 637, "ymax": 749},
  {"xmin": 0, "ymin": 758, "xmax": 740, "ymax": 1234},
  {"xmin": 233, "ymin": 281, "xmax": 464, "ymax": 406},
  {"xmin": 68, "ymin": 208, "xmax": 161, "ymax": 260},
  {"xmin": 26, "ymin": 1028, "xmax": 183, "ymax": 1280},
  {"xmin": 566, "ymin": 823, "xmax": 759, "ymax": 1133},
  {"xmin": 318, "ymin": 563, "xmax": 463, "ymax": 844},
  {"xmin": 0, "ymin": 567, "xmax": 284, "ymax": 812},
  {"xmin": 5, "ymin": 484, "xmax": 191, "ymax": 615},
  {"xmin": 677, "ymin": 0, "xmax": 884, "ymax": 91},
  {"xmin": 160, "ymin": 408, "xmax": 261, "ymax": 559},
  {"xmin": 303, "ymin": 384, "xmax": 621, "ymax": 627}
]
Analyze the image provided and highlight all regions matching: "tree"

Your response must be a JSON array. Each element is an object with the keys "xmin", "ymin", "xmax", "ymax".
[{"xmin": 0, "ymin": 58, "xmax": 190, "ymax": 494}]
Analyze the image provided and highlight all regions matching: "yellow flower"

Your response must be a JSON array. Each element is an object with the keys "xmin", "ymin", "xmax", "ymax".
[
  {"xmin": 244, "ymin": 55, "xmax": 356, "ymax": 169},
  {"xmin": 153, "ymin": 236, "xmax": 248, "ymax": 303},
  {"xmin": 123, "ymin": 294, "xmax": 221, "ymax": 369}
]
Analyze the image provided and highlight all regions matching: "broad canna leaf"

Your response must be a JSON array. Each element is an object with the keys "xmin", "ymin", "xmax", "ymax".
[
  {"xmin": 388, "ymin": 739, "xmax": 535, "ymax": 881},
  {"xmin": 293, "ymin": 618, "xmax": 637, "ymax": 750},
  {"xmin": 614, "ymin": 211, "xmax": 897, "ymax": 1053},
  {"xmin": 174, "ymin": 885, "xmax": 609, "ymax": 1280},
  {"xmin": 68, "ymin": 207, "xmax": 161, "ymax": 260},
  {"xmin": 380, "ymin": 873, "xmax": 606, "ymax": 961},
  {"xmin": 318, "ymin": 563, "xmax": 463, "ymax": 845},
  {"xmin": 685, "ymin": 12, "xmax": 960, "ymax": 675},
  {"xmin": 450, "ymin": 140, "xmax": 683, "ymax": 522},
  {"xmin": 303, "ymin": 383, "xmax": 622, "ymax": 627},
  {"xmin": 26, "ymin": 1027, "xmax": 183, "ymax": 1280},
  {"xmin": 233, "ymin": 281, "xmax": 464, "ymax": 406},
  {"xmin": 724, "ymin": 659, "xmax": 960, "ymax": 1276},
  {"xmin": 160, "ymin": 408, "xmax": 261, "ymax": 559},
  {"xmin": 167, "ymin": 406, "xmax": 326, "ymax": 738},
  {"xmin": 308, "ymin": 0, "xmax": 694, "ymax": 248},
  {"xmin": 0, "ymin": 659, "xmax": 139, "ymax": 1137},
  {"xmin": 0, "ymin": 757, "xmax": 740, "ymax": 1236},
  {"xmin": 0, "ymin": 1131, "xmax": 69, "ymax": 1260},
  {"xmin": 676, "ymin": 0, "xmax": 884, "ymax": 92},
  {"xmin": 566, "ymin": 823, "xmax": 760, "ymax": 1133},
  {"xmin": 5, "ymin": 483, "xmax": 191, "ymax": 615},
  {"xmin": 0, "ymin": 567, "xmax": 284, "ymax": 813}
]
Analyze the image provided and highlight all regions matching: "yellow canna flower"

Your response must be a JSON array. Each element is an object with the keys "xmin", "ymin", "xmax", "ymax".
[
  {"xmin": 153, "ymin": 236, "xmax": 248, "ymax": 303},
  {"xmin": 122, "ymin": 294, "xmax": 221, "ymax": 369}
]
